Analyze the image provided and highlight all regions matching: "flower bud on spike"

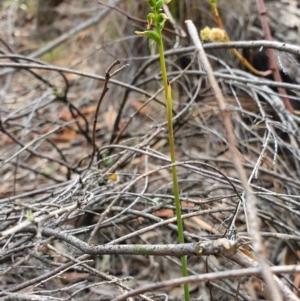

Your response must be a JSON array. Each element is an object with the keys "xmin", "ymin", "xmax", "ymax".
[
  {"xmin": 155, "ymin": 0, "xmax": 164, "ymax": 11},
  {"xmin": 146, "ymin": 0, "xmax": 156, "ymax": 9},
  {"xmin": 145, "ymin": 30, "xmax": 160, "ymax": 43}
]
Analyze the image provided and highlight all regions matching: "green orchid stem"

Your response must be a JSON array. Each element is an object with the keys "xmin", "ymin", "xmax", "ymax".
[
  {"xmin": 136, "ymin": 2, "xmax": 190, "ymax": 299},
  {"xmin": 157, "ymin": 25, "xmax": 191, "ymax": 301}
]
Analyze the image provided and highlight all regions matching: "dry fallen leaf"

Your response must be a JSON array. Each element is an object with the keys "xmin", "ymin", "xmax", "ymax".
[
  {"xmin": 239, "ymin": 247, "xmax": 257, "ymax": 261},
  {"xmin": 153, "ymin": 209, "xmax": 174, "ymax": 218},
  {"xmin": 130, "ymin": 100, "xmax": 155, "ymax": 117},
  {"xmin": 192, "ymin": 216, "xmax": 219, "ymax": 234},
  {"xmin": 52, "ymin": 128, "xmax": 82, "ymax": 141},
  {"xmin": 60, "ymin": 272, "xmax": 89, "ymax": 284},
  {"xmin": 104, "ymin": 105, "xmax": 117, "ymax": 131}
]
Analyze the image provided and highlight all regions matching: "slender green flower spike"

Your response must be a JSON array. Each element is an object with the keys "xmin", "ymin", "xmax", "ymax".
[
  {"xmin": 136, "ymin": 7, "xmax": 169, "ymax": 43},
  {"xmin": 135, "ymin": 1, "xmax": 191, "ymax": 301}
]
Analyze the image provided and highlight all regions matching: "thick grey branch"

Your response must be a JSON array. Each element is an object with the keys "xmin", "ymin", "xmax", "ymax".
[{"xmin": 25, "ymin": 227, "xmax": 239, "ymax": 256}]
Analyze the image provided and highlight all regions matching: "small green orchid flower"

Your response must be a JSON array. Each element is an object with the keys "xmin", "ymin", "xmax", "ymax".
[
  {"xmin": 147, "ymin": 13, "xmax": 155, "ymax": 29},
  {"xmin": 135, "ymin": 30, "xmax": 160, "ymax": 44},
  {"xmin": 156, "ymin": 13, "xmax": 169, "ymax": 32}
]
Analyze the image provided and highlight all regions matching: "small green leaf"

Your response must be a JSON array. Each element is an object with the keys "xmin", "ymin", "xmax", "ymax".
[
  {"xmin": 152, "ymin": 197, "xmax": 161, "ymax": 204},
  {"xmin": 44, "ymin": 166, "xmax": 55, "ymax": 176},
  {"xmin": 54, "ymin": 88, "xmax": 63, "ymax": 97},
  {"xmin": 25, "ymin": 210, "xmax": 34, "ymax": 222},
  {"xmin": 102, "ymin": 153, "xmax": 113, "ymax": 167},
  {"xmin": 98, "ymin": 177, "xmax": 106, "ymax": 186}
]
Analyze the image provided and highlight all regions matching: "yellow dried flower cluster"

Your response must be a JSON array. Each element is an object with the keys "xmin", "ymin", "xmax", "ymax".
[{"xmin": 200, "ymin": 26, "xmax": 226, "ymax": 42}]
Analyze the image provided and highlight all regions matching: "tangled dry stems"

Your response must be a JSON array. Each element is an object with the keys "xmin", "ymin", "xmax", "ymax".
[{"xmin": 1, "ymin": 2, "xmax": 300, "ymax": 300}]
